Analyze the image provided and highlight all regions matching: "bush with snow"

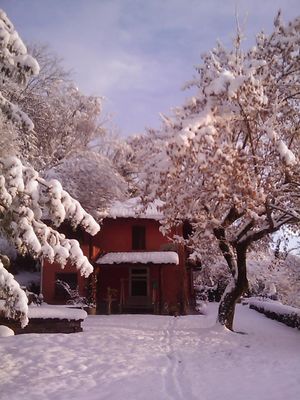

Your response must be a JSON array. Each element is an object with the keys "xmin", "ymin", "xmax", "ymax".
[{"xmin": 246, "ymin": 297, "xmax": 300, "ymax": 329}]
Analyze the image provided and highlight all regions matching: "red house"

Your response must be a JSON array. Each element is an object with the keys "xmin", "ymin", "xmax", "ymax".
[{"xmin": 41, "ymin": 198, "xmax": 194, "ymax": 315}]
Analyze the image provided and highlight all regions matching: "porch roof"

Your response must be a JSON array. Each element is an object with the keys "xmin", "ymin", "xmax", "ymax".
[{"xmin": 96, "ymin": 251, "xmax": 179, "ymax": 265}]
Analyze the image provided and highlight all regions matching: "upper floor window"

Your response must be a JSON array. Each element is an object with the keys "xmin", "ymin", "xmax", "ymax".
[{"xmin": 132, "ymin": 225, "xmax": 146, "ymax": 250}]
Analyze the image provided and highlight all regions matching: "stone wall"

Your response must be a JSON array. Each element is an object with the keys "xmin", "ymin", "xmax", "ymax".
[{"xmin": 0, "ymin": 317, "xmax": 84, "ymax": 334}]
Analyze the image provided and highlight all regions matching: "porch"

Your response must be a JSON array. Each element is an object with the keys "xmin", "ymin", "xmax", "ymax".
[{"xmin": 95, "ymin": 251, "xmax": 180, "ymax": 315}]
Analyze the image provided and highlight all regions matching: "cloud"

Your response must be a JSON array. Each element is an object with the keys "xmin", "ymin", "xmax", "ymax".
[{"xmin": 1, "ymin": 0, "xmax": 299, "ymax": 135}]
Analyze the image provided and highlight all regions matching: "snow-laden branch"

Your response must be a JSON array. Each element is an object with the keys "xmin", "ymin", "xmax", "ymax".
[
  {"xmin": 0, "ymin": 10, "xmax": 101, "ymax": 328},
  {"xmin": 0, "ymin": 261, "xmax": 28, "ymax": 327},
  {"xmin": 0, "ymin": 157, "xmax": 100, "ymax": 276}
]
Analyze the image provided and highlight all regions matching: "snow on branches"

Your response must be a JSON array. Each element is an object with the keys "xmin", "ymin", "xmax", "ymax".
[
  {"xmin": 0, "ymin": 260, "xmax": 28, "ymax": 328},
  {"xmin": 0, "ymin": 10, "xmax": 39, "ymax": 130},
  {"xmin": 45, "ymin": 151, "xmax": 128, "ymax": 217},
  {"xmin": 141, "ymin": 12, "xmax": 300, "ymax": 246},
  {"xmin": 0, "ymin": 9, "xmax": 100, "ymax": 327},
  {"xmin": 0, "ymin": 10, "xmax": 39, "ymax": 79},
  {"xmin": 138, "ymin": 13, "xmax": 300, "ymax": 329},
  {"xmin": 0, "ymin": 156, "xmax": 100, "ymax": 277}
]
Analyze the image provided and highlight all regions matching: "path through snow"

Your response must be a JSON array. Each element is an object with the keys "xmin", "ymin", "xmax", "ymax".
[{"xmin": 0, "ymin": 304, "xmax": 299, "ymax": 400}]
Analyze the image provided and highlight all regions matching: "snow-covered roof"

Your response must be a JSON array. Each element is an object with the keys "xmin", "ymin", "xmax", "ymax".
[
  {"xmin": 100, "ymin": 197, "xmax": 164, "ymax": 220},
  {"xmin": 96, "ymin": 251, "xmax": 179, "ymax": 265}
]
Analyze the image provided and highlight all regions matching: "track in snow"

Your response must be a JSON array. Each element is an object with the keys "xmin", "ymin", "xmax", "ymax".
[{"xmin": 161, "ymin": 317, "xmax": 198, "ymax": 400}]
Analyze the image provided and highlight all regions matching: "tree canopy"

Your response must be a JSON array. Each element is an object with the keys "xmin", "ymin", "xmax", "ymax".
[{"xmin": 137, "ymin": 12, "xmax": 300, "ymax": 329}]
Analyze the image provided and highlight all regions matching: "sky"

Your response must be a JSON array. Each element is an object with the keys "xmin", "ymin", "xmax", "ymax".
[{"xmin": 1, "ymin": 0, "xmax": 299, "ymax": 136}]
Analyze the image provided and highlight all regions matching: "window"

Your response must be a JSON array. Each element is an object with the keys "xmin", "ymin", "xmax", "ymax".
[
  {"xmin": 132, "ymin": 225, "xmax": 146, "ymax": 250},
  {"xmin": 131, "ymin": 268, "xmax": 148, "ymax": 296},
  {"xmin": 55, "ymin": 272, "xmax": 78, "ymax": 301}
]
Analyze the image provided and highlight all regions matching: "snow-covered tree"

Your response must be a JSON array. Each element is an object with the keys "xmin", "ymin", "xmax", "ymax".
[
  {"xmin": 1, "ymin": 41, "xmax": 131, "ymax": 207},
  {"xmin": 45, "ymin": 150, "xmax": 128, "ymax": 217},
  {"xmin": 0, "ymin": 9, "xmax": 100, "ymax": 327},
  {"xmin": 247, "ymin": 251, "xmax": 300, "ymax": 307},
  {"xmin": 139, "ymin": 12, "xmax": 300, "ymax": 330},
  {"xmin": 26, "ymin": 83, "xmax": 104, "ymax": 171},
  {"xmin": 91, "ymin": 131, "xmax": 140, "ymax": 195},
  {"xmin": 1, "ymin": 42, "xmax": 107, "ymax": 172},
  {"xmin": 0, "ymin": 113, "xmax": 19, "ymax": 158}
]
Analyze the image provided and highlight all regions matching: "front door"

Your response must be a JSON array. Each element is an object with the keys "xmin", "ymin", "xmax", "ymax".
[{"xmin": 128, "ymin": 267, "xmax": 151, "ymax": 308}]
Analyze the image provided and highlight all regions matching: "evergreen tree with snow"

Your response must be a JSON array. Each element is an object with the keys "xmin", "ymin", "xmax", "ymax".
[{"xmin": 0, "ymin": 9, "xmax": 100, "ymax": 327}]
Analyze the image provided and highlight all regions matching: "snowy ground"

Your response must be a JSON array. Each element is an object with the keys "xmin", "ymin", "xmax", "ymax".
[{"xmin": 0, "ymin": 304, "xmax": 299, "ymax": 400}]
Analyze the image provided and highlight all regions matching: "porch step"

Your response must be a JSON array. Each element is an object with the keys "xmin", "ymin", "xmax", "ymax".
[{"xmin": 121, "ymin": 306, "xmax": 154, "ymax": 314}]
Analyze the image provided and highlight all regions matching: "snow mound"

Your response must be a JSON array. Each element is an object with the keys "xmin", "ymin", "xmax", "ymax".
[{"xmin": 0, "ymin": 325, "xmax": 14, "ymax": 337}]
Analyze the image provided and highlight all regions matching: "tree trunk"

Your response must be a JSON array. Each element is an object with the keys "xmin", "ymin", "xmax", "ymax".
[{"xmin": 217, "ymin": 243, "xmax": 249, "ymax": 331}]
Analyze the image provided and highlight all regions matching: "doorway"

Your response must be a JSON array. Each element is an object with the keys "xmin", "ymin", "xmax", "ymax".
[{"xmin": 130, "ymin": 267, "xmax": 148, "ymax": 296}]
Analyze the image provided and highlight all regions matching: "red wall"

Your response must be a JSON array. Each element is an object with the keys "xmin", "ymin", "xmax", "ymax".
[
  {"xmin": 42, "ymin": 262, "xmax": 87, "ymax": 304},
  {"xmin": 90, "ymin": 218, "xmax": 176, "ymax": 257}
]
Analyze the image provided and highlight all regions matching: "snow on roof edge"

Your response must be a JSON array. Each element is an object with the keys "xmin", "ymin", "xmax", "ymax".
[
  {"xmin": 99, "ymin": 197, "xmax": 164, "ymax": 220},
  {"xmin": 96, "ymin": 251, "xmax": 179, "ymax": 265}
]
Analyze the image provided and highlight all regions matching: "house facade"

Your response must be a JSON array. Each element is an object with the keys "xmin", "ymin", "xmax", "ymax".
[{"xmin": 41, "ymin": 199, "xmax": 194, "ymax": 315}]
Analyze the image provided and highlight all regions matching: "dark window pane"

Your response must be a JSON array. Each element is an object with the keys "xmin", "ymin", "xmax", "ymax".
[
  {"xmin": 132, "ymin": 226, "xmax": 146, "ymax": 250},
  {"xmin": 131, "ymin": 268, "xmax": 148, "ymax": 296},
  {"xmin": 132, "ymin": 280, "xmax": 147, "ymax": 296}
]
